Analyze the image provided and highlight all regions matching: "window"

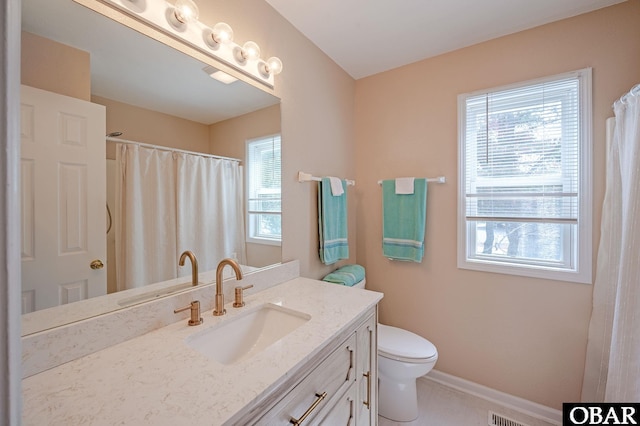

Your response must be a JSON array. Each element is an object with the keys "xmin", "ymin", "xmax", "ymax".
[
  {"xmin": 457, "ymin": 69, "xmax": 592, "ymax": 283},
  {"xmin": 246, "ymin": 135, "xmax": 281, "ymax": 245}
]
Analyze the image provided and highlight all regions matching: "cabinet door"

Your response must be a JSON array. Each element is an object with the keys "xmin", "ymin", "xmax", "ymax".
[{"xmin": 356, "ymin": 312, "xmax": 377, "ymax": 425}]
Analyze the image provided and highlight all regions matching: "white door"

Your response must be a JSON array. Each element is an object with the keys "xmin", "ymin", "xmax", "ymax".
[{"xmin": 20, "ymin": 85, "xmax": 107, "ymax": 313}]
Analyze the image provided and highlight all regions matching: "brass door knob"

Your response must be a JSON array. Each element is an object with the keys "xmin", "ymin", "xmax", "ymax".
[{"xmin": 90, "ymin": 259, "xmax": 104, "ymax": 270}]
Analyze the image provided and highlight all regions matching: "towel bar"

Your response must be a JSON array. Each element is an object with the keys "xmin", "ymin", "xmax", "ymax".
[
  {"xmin": 298, "ymin": 171, "xmax": 356, "ymax": 186},
  {"xmin": 377, "ymin": 176, "xmax": 446, "ymax": 185}
]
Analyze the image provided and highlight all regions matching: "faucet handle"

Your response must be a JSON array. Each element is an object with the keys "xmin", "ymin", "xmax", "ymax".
[
  {"xmin": 174, "ymin": 300, "xmax": 203, "ymax": 326},
  {"xmin": 233, "ymin": 285, "xmax": 254, "ymax": 308}
]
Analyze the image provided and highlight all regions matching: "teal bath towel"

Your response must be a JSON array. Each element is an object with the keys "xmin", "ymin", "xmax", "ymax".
[
  {"xmin": 322, "ymin": 264, "xmax": 365, "ymax": 287},
  {"xmin": 318, "ymin": 178, "xmax": 349, "ymax": 264},
  {"xmin": 382, "ymin": 178, "xmax": 427, "ymax": 262}
]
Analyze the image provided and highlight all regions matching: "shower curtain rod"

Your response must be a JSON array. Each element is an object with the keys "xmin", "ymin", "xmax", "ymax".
[
  {"xmin": 106, "ymin": 136, "xmax": 242, "ymax": 163},
  {"xmin": 616, "ymin": 83, "xmax": 640, "ymax": 106}
]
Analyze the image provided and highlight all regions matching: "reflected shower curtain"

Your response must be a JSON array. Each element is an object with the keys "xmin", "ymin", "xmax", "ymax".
[
  {"xmin": 115, "ymin": 144, "xmax": 245, "ymax": 291},
  {"xmin": 582, "ymin": 84, "xmax": 640, "ymax": 401},
  {"xmin": 115, "ymin": 144, "xmax": 177, "ymax": 291},
  {"xmin": 175, "ymin": 153, "xmax": 246, "ymax": 275}
]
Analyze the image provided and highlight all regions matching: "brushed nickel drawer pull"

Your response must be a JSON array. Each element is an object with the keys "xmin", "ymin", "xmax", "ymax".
[
  {"xmin": 290, "ymin": 392, "xmax": 327, "ymax": 425},
  {"xmin": 363, "ymin": 372, "xmax": 371, "ymax": 408}
]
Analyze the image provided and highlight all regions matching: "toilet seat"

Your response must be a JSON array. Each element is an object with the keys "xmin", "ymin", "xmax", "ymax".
[{"xmin": 378, "ymin": 323, "xmax": 438, "ymax": 363}]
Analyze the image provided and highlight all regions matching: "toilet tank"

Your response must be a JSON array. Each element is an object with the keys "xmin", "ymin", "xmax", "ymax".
[{"xmin": 353, "ymin": 278, "xmax": 366, "ymax": 289}]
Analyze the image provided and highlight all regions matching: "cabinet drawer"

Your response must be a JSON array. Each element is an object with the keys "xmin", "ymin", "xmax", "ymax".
[
  {"xmin": 255, "ymin": 333, "xmax": 357, "ymax": 425},
  {"xmin": 312, "ymin": 384, "xmax": 356, "ymax": 426}
]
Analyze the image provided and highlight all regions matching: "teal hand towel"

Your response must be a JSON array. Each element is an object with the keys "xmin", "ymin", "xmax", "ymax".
[
  {"xmin": 382, "ymin": 178, "xmax": 427, "ymax": 262},
  {"xmin": 318, "ymin": 178, "xmax": 349, "ymax": 264},
  {"xmin": 322, "ymin": 264, "xmax": 365, "ymax": 287}
]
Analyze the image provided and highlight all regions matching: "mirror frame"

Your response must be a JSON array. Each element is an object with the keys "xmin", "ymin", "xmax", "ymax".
[{"xmin": 2, "ymin": 0, "xmax": 22, "ymax": 420}]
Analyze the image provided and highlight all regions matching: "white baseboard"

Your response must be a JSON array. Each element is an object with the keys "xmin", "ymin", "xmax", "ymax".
[{"xmin": 422, "ymin": 369, "xmax": 562, "ymax": 425}]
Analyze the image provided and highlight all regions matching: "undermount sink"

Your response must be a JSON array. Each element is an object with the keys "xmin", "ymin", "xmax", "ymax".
[{"xmin": 186, "ymin": 303, "xmax": 311, "ymax": 365}]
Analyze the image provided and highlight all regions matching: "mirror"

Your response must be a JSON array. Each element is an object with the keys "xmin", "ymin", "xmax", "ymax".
[{"xmin": 20, "ymin": 0, "xmax": 282, "ymax": 335}]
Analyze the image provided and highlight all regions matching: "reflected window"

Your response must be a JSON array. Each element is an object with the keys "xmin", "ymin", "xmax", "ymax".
[{"xmin": 246, "ymin": 135, "xmax": 281, "ymax": 245}]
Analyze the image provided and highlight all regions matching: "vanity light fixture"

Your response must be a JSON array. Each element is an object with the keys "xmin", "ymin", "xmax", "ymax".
[
  {"xmin": 235, "ymin": 41, "xmax": 261, "ymax": 63},
  {"xmin": 172, "ymin": 0, "xmax": 199, "ymax": 23},
  {"xmin": 89, "ymin": 0, "xmax": 283, "ymax": 88},
  {"xmin": 204, "ymin": 22, "xmax": 234, "ymax": 48},
  {"xmin": 259, "ymin": 56, "xmax": 283, "ymax": 76}
]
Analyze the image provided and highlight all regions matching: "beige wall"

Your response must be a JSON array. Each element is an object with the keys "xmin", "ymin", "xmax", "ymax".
[
  {"xmin": 93, "ymin": 96, "xmax": 210, "ymax": 159},
  {"xmin": 209, "ymin": 104, "xmax": 281, "ymax": 159},
  {"xmin": 21, "ymin": 31, "xmax": 91, "ymax": 101},
  {"xmin": 209, "ymin": 104, "xmax": 282, "ymax": 267},
  {"xmin": 354, "ymin": 1, "xmax": 640, "ymax": 409}
]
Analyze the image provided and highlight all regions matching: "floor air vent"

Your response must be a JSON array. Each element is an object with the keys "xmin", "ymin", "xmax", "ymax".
[{"xmin": 489, "ymin": 411, "xmax": 530, "ymax": 426}]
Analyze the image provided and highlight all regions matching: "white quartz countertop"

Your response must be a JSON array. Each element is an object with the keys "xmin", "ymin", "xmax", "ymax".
[{"xmin": 22, "ymin": 277, "xmax": 383, "ymax": 425}]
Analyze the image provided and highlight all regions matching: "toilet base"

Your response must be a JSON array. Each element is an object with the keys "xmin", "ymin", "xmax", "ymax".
[{"xmin": 378, "ymin": 374, "xmax": 419, "ymax": 422}]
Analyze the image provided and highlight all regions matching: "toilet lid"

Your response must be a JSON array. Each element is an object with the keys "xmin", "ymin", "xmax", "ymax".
[{"xmin": 378, "ymin": 323, "xmax": 437, "ymax": 361}]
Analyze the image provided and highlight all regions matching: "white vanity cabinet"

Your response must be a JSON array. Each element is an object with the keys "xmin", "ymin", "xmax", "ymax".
[{"xmin": 241, "ymin": 306, "xmax": 378, "ymax": 426}]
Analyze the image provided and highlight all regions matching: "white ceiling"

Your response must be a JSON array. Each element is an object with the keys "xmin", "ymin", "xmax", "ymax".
[{"xmin": 266, "ymin": 0, "xmax": 626, "ymax": 79}]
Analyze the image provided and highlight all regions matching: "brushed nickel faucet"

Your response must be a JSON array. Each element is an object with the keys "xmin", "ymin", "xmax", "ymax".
[
  {"xmin": 213, "ymin": 258, "xmax": 243, "ymax": 316},
  {"xmin": 179, "ymin": 250, "xmax": 198, "ymax": 286}
]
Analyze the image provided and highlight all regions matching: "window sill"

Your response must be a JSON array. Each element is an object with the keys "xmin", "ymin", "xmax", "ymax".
[
  {"xmin": 457, "ymin": 258, "xmax": 592, "ymax": 284},
  {"xmin": 247, "ymin": 237, "xmax": 281, "ymax": 247}
]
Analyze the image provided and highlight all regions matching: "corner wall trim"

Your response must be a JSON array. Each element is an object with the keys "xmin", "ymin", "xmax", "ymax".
[{"xmin": 422, "ymin": 370, "xmax": 562, "ymax": 425}]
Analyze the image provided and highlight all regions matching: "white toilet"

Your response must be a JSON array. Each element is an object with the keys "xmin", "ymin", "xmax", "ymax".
[{"xmin": 354, "ymin": 280, "xmax": 438, "ymax": 422}]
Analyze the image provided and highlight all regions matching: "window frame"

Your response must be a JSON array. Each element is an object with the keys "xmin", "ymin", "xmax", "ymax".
[
  {"xmin": 457, "ymin": 68, "xmax": 593, "ymax": 284},
  {"xmin": 245, "ymin": 134, "xmax": 282, "ymax": 246}
]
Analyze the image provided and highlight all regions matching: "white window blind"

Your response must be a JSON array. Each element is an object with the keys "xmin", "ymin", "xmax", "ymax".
[
  {"xmin": 458, "ymin": 69, "xmax": 592, "ymax": 283},
  {"xmin": 246, "ymin": 135, "xmax": 281, "ymax": 244},
  {"xmin": 465, "ymin": 78, "xmax": 579, "ymax": 223}
]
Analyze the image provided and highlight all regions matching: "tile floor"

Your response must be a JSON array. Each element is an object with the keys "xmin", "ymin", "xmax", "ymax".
[{"xmin": 377, "ymin": 378, "xmax": 558, "ymax": 426}]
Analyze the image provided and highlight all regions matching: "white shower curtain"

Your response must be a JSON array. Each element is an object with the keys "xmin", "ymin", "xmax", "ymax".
[
  {"xmin": 582, "ymin": 84, "xmax": 640, "ymax": 401},
  {"xmin": 115, "ymin": 144, "xmax": 177, "ymax": 291},
  {"xmin": 115, "ymin": 144, "xmax": 245, "ymax": 291},
  {"xmin": 176, "ymin": 153, "xmax": 246, "ymax": 276}
]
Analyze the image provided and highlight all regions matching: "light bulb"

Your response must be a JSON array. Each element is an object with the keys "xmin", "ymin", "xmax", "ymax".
[
  {"xmin": 173, "ymin": 0, "xmax": 199, "ymax": 24},
  {"xmin": 241, "ymin": 41, "xmax": 261, "ymax": 60},
  {"xmin": 212, "ymin": 22, "xmax": 234, "ymax": 44},
  {"xmin": 266, "ymin": 57, "xmax": 283, "ymax": 75}
]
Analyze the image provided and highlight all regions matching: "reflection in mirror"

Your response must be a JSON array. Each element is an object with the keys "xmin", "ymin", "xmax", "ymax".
[{"xmin": 20, "ymin": 0, "xmax": 282, "ymax": 335}]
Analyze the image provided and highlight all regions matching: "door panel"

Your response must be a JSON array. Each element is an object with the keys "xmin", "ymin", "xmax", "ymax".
[{"xmin": 21, "ymin": 85, "xmax": 106, "ymax": 313}]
